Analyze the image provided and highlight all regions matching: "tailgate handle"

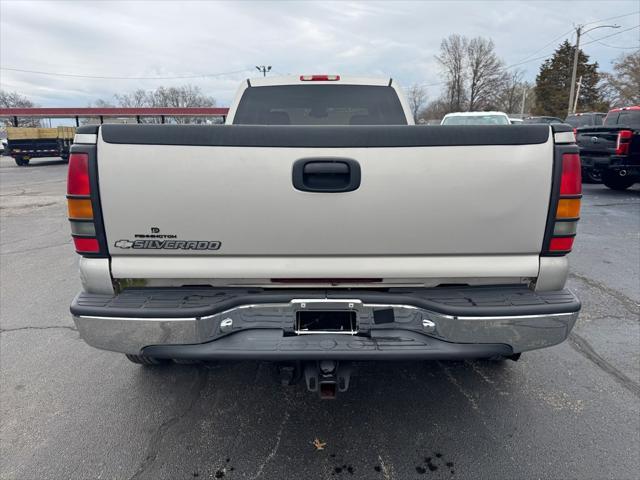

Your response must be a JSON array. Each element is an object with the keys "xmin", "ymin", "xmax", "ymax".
[{"xmin": 292, "ymin": 158, "xmax": 361, "ymax": 193}]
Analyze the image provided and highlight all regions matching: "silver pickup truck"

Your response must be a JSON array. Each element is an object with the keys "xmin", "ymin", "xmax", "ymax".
[{"xmin": 68, "ymin": 75, "xmax": 581, "ymax": 397}]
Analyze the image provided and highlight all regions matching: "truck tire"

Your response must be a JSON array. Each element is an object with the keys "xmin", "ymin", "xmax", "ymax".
[
  {"xmin": 602, "ymin": 171, "xmax": 635, "ymax": 191},
  {"xmin": 125, "ymin": 354, "xmax": 169, "ymax": 365},
  {"xmin": 582, "ymin": 168, "xmax": 601, "ymax": 184},
  {"xmin": 14, "ymin": 157, "xmax": 30, "ymax": 166}
]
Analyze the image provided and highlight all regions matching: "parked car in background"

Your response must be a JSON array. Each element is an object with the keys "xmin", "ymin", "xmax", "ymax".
[
  {"xmin": 576, "ymin": 106, "xmax": 640, "ymax": 190},
  {"xmin": 565, "ymin": 112, "xmax": 606, "ymax": 130},
  {"xmin": 441, "ymin": 111, "xmax": 510, "ymax": 125},
  {"xmin": 523, "ymin": 116, "xmax": 564, "ymax": 124},
  {"xmin": 0, "ymin": 138, "xmax": 7, "ymax": 156},
  {"xmin": 67, "ymin": 75, "xmax": 581, "ymax": 398},
  {"xmin": 509, "ymin": 118, "xmax": 523, "ymax": 125}
]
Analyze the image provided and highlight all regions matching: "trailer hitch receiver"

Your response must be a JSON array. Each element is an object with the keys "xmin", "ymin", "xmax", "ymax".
[{"xmin": 304, "ymin": 360, "xmax": 352, "ymax": 399}]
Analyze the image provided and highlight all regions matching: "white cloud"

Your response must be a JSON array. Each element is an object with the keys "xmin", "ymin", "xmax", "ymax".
[{"xmin": 1, "ymin": 0, "xmax": 638, "ymax": 106}]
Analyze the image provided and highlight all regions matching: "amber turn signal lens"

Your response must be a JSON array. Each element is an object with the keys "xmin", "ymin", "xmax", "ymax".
[
  {"xmin": 556, "ymin": 198, "xmax": 580, "ymax": 218},
  {"xmin": 67, "ymin": 198, "xmax": 93, "ymax": 219}
]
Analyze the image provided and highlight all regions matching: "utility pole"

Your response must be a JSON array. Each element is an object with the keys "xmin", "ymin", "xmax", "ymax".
[
  {"xmin": 255, "ymin": 65, "xmax": 271, "ymax": 77},
  {"xmin": 520, "ymin": 85, "xmax": 528, "ymax": 116},
  {"xmin": 567, "ymin": 24, "xmax": 619, "ymax": 116},
  {"xmin": 567, "ymin": 25, "xmax": 582, "ymax": 118},
  {"xmin": 572, "ymin": 75, "xmax": 583, "ymax": 114}
]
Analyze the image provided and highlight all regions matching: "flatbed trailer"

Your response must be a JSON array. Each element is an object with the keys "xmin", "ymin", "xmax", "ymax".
[{"xmin": 6, "ymin": 126, "xmax": 75, "ymax": 166}]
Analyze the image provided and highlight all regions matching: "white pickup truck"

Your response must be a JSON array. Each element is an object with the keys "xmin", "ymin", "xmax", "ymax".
[{"xmin": 68, "ymin": 75, "xmax": 581, "ymax": 398}]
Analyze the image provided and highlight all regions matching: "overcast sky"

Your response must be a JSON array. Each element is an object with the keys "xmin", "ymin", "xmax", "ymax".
[{"xmin": 1, "ymin": 0, "xmax": 638, "ymax": 107}]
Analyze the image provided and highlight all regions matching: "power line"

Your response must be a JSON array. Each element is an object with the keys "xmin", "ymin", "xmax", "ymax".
[
  {"xmin": 417, "ymin": 23, "xmax": 638, "ymax": 89},
  {"xmin": 583, "ymin": 32, "xmax": 640, "ymax": 50},
  {"xmin": 416, "ymin": 18, "xmax": 630, "ymax": 89},
  {"xmin": 505, "ymin": 25, "xmax": 639, "ymax": 70},
  {"xmin": 502, "ymin": 10, "xmax": 638, "ymax": 70},
  {"xmin": 0, "ymin": 67, "xmax": 251, "ymax": 80},
  {"xmin": 582, "ymin": 10, "xmax": 640, "ymax": 27},
  {"xmin": 514, "ymin": 28, "xmax": 575, "ymax": 64},
  {"xmin": 581, "ymin": 24, "xmax": 640, "ymax": 47}
]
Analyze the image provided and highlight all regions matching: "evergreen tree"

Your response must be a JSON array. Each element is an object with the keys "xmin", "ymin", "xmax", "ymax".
[{"xmin": 533, "ymin": 40, "xmax": 605, "ymax": 117}]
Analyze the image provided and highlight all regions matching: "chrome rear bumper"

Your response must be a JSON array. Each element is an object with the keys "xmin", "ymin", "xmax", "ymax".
[{"xmin": 73, "ymin": 296, "xmax": 579, "ymax": 357}]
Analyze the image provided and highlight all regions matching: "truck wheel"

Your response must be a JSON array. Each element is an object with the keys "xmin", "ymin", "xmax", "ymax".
[
  {"xmin": 602, "ymin": 172, "xmax": 635, "ymax": 191},
  {"xmin": 582, "ymin": 168, "xmax": 601, "ymax": 184},
  {"xmin": 14, "ymin": 157, "xmax": 30, "ymax": 166},
  {"xmin": 125, "ymin": 354, "xmax": 169, "ymax": 365}
]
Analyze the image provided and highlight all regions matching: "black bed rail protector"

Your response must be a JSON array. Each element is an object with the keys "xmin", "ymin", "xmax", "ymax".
[
  {"xmin": 76, "ymin": 125, "xmax": 99, "ymax": 134},
  {"xmin": 71, "ymin": 285, "xmax": 580, "ymax": 319},
  {"xmin": 550, "ymin": 123, "xmax": 573, "ymax": 133},
  {"xmin": 99, "ymin": 124, "xmax": 551, "ymax": 147}
]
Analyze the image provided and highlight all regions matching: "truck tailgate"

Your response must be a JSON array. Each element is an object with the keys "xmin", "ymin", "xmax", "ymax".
[{"xmin": 96, "ymin": 125, "xmax": 554, "ymax": 281}]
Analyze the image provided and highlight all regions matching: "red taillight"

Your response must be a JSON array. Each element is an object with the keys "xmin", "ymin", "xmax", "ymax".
[
  {"xmin": 547, "ymin": 152, "xmax": 582, "ymax": 255},
  {"xmin": 560, "ymin": 153, "xmax": 582, "ymax": 195},
  {"xmin": 300, "ymin": 75, "xmax": 340, "ymax": 81},
  {"xmin": 67, "ymin": 152, "xmax": 103, "ymax": 256},
  {"xmin": 67, "ymin": 153, "xmax": 90, "ymax": 195},
  {"xmin": 615, "ymin": 129, "xmax": 633, "ymax": 156},
  {"xmin": 73, "ymin": 237, "xmax": 99, "ymax": 253},
  {"xmin": 549, "ymin": 237, "xmax": 574, "ymax": 252}
]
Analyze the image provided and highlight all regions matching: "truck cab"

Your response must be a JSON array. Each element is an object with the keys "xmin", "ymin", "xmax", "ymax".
[{"xmin": 226, "ymin": 75, "xmax": 414, "ymax": 125}]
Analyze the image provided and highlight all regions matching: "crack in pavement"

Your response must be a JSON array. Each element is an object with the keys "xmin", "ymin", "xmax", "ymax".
[
  {"xmin": 250, "ymin": 393, "xmax": 291, "ymax": 480},
  {"xmin": 0, "ymin": 178, "xmax": 66, "ymax": 190},
  {"xmin": 0, "ymin": 325, "xmax": 77, "ymax": 334},
  {"xmin": 587, "ymin": 202, "xmax": 640, "ymax": 207},
  {"xmin": 569, "ymin": 272, "xmax": 639, "ymax": 316},
  {"xmin": 129, "ymin": 368, "xmax": 209, "ymax": 480},
  {"xmin": 0, "ymin": 225, "xmax": 68, "ymax": 247},
  {"xmin": 568, "ymin": 332, "xmax": 640, "ymax": 398},
  {"xmin": 0, "ymin": 202, "xmax": 61, "ymax": 211},
  {"xmin": 1, "ymin": 241, "xmax": 71, "ymax": 256},
  {"xmin": 0, "ymin": 188, "xmax": 27, "ymax": 197}
]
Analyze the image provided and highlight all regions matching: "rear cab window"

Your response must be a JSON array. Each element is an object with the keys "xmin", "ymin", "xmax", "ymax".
[
  {"xmin": 232, "ymin": 85, "xmax": 407, "ymax": 125},
  {"xmin": 566, "ymin": 115, "xmax": 599, "ymax": 127},
  {"xmin": 604, "ymin": 110, "xmax": 640, "ymax": 128},
  {"xmin": 442, "ymin": 115, "xmax": 510, "ymax": 126}
]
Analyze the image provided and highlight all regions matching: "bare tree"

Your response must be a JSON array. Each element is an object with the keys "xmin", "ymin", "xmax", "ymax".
[
  {"xmin": 114, "ymin": 89, "xmax": 148, "ymax": 108},
  {"xmin": 466, "ymin": 37, "xmax": 506, "ymax": 111},
  {"xmin": 406, "ymin": 84, "xmax": 428, "ymax": 122},
  {"xmin": 436, "ymin": 34, "xmax": 468, "ymax": 112},
  {"xmin": 600, "ymin": 51, "xmax": 640, "ymax": 107},
  {"xmin": 495, "ymin": 70, "xmax": 534, "ymax": 114},
  {"xmin": 0, "ymin": 90, "xmax": 41, "ymax": 127},
  {"xmin": 419, "ymin": 98, "xmax": 450, "ymax": 123},
  {"xmin": 94, "ymin": 85, "xmax": 216, "ymax": 124},
  {"xmin": 496, "ymin": 70, "xmax": 522, "ymax": 113},
  {"xmin": 91, "ymin": 98, "xmax": 116, "ymax": 108}
]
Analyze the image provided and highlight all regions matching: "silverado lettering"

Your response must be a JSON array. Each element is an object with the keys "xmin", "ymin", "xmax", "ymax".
[{"xmin": 115, "ymin": 239, "xmax": 221, "ymax": 250}]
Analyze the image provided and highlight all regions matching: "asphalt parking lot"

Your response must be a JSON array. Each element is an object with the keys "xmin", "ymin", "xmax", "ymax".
[{"xmin": 1, "ymin": 155, "xmax": 638, "ymax": 480}]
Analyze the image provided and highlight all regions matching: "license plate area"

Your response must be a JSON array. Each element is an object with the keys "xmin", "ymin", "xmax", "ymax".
[{"xmin": 295, "ymin": 311, "xmax": 357, "ymax": 335}]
